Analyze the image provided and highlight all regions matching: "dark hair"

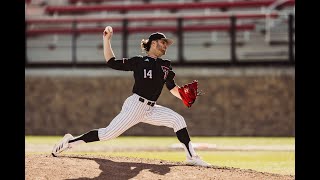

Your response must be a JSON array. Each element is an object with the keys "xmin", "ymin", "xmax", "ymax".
[
  {"xmin": 141, "ymin": 32, "xmax": 173, "ymax": 52},
  {"xmin": 141, "ymin": 39, "xmax": 152, "ymax": 52}
]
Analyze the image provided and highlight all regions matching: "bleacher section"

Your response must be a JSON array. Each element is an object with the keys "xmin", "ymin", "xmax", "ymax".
[
  {"xmin": 44, "ymin": 0, "xmax": 294, "ymax": 15},
  {"xmin": 25, "ymin": 0, "xmax": 295, "ymax": 65}
]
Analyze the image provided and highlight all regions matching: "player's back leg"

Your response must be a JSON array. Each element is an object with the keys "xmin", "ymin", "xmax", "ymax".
[{"xmin": 52, "ymin": 133, "xmax": 74, "ymax": 157}]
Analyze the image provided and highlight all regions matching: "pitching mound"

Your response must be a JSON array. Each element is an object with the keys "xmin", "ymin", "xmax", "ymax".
[{"xmin": 26, "ymin": 154, "xmax": 294, "ymax": 180}]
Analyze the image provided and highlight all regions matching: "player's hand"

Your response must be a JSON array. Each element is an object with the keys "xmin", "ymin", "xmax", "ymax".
[
  {"xmin": 103, "ymin": 26, "xmax": 113, "ymax": 40},
  {"xmin": 178, "ymin": 80, "xmax": 202, "ymax": 108}
]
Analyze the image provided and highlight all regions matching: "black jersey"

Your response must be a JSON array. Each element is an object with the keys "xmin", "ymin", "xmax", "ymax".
[{"xmin": 107, "ymin": 55, "xmax": 176, "ymax": 101}]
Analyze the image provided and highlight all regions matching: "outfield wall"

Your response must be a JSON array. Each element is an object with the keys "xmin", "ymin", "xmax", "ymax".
[{"xmin": 25, "ymin": 67, "xmax": 295, "ymax": 136}]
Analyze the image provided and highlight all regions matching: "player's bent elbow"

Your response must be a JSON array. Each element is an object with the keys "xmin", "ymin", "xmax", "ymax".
[{"xmin": 105, "ymin": 57, "xmax": 115, "ymax": 63}]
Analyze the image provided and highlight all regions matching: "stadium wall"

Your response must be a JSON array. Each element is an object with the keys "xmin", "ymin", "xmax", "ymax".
[{"xmin": 25, "ymin": 67, "xmax": 295, "ymax": 136}]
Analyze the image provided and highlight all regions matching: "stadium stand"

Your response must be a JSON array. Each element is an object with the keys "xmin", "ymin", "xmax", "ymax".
[
  {"xmin": 43, "ymin": 0, "xmax": 294, "ymax": 15},
  {"xmin": 27, "ymin": 24, "xmax": 256, "ymax": 36},
  {"xmin": 25, "ymin": 0, "xmax": 295, "ymax": 66},
  {"xmin": 26, "ymin": 13, "xmax": 279, "ymax": 24},
  {"xmin": 67, "ymin": 0, "xmax": 149, "ymax": 4}
]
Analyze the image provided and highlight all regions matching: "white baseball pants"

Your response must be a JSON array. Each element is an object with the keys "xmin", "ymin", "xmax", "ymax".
[{"xmin": 98, "ymin": 93, "xmax": 187, "ymax": 141}]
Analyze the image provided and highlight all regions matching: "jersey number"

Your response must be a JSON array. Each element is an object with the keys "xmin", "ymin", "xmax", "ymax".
[{"xmin": 144, "ymin": 69, "xmax": 152, "ymax": 79}]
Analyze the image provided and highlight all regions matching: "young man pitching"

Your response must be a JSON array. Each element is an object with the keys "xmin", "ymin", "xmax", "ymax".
[{"xmin": 52, "ymin": 26, "xmax": 211, "ymax": 167}]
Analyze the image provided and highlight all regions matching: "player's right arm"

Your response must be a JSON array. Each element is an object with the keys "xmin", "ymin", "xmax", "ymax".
[
  {"xmin": 103, "ymin": 26, "xmax": 115, "ymax": 62},
  {"xmin": 102, "ymin": 26, "xmax": 139, "ymax": 71}
]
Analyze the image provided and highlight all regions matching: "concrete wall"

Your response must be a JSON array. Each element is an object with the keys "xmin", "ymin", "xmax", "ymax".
[{"xmin": 25, "ymin": 67, "xmax": 295, "ymax": 136}]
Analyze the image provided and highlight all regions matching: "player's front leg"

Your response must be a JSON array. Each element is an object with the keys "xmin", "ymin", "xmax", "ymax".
[
  {"xmin": 143, "ymin": 105, "xmax": 211, "ymax": 167},
  {"xmin": 176, "ymin": 127, "xmax": 212, "ymax": 167}
]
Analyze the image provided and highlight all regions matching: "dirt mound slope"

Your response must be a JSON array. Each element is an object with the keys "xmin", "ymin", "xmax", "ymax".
[{"xmin": 26, "ymin": 154, "xmax": 294, "ymax": 180}]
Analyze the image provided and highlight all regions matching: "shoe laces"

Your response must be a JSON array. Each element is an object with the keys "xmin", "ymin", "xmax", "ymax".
[
  {"xmin": 193, "ymin": 155, "xmax": 201, "ymax": 159},
  {"xmin": 187, "ymin": 155, "xmax": 201, "ymax": 160}
]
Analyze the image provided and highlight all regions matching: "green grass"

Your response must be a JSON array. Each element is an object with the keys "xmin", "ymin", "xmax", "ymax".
[
  {"xmin": 25, "ymin": 136, "xmax": 294, "ymax": 147},
  {"xmin": 25, "ymin": 136, "xmax": 295, "ymax": 176}
]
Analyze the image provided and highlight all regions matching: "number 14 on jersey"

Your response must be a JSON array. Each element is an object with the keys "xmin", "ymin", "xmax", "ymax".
[{"xmin": 144, "ymin": 69, "xmax": 152, "ymax": 79}]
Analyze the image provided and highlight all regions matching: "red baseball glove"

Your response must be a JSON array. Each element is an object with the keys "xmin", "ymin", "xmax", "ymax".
[{"xmin": 178, "ymin": 80, "xmax": 203, "ymax": 108}]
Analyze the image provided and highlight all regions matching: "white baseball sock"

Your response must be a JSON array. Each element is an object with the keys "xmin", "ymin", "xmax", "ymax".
[{"xmin": 181, "ymin": 141, "xmax": 197, "ymax": 159}]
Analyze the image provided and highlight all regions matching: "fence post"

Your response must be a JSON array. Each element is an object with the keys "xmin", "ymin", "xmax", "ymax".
[
  {"xmin": 123, "ymin": 18, "xmax": 128, "ymax": 58},
  {"xmin": 177, "ymin": 18, "xmax": 184, "ymax": 64},
  {"xmin": 71, "ymin": 20, "xmax": 77, "ymax": 67},
  {"xmin": 288, "ymin": 13, "xmax": 294, "ymax": 63},
  {"xmin": 230, "ymin": 15, "xmax": 237, "ymax": 64},
  {"xmin": 25, "ymin": 21, "xmax": 27, "ymax": 65}
]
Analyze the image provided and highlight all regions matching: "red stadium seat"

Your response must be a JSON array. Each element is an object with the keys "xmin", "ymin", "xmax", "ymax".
[
  {"xmin": 68, "ymin": 0, "xmax": 145, "ymax": 4},
  {"xmin": 26, "ymin": 12, "xmax": 279, "ymax": 24},
  {"xmin": 44, "ymin": 0, "xmax": 295, "ymax": 15},
  {"xmin": 26, "ymin": 24, "xmax": 255, "ymax": 36}
]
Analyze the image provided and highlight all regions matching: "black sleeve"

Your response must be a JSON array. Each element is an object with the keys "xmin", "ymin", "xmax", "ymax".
[
  {"xmin": 106, "ymin": 56, "xmax": 140, "ymax": 71},
  {"xmin": 165, "ymin": 63, "xmax": 177, "ymax": 90}
]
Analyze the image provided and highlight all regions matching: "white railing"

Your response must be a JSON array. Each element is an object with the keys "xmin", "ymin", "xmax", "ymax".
[{"xmin": 264, "ymin": 0, "xmax": 294, "ymax": 42}]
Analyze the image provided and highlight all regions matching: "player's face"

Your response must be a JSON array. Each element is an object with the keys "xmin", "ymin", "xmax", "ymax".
[{"xmin": 155, "ymin": 40, "xmax": 168, "ymax": 56}]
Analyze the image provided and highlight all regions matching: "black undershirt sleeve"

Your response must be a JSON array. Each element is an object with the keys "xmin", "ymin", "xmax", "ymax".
[
  {"xmin": 166, "ymin": 70, "xmax": 176, "ymax": 90},
  {"xmin": 165, "ymin": 62, "xmax": 176, "ymax": 90},
  {"xmin": 107, "ymin": 56, "xmax": 139, "ymax": 71}
]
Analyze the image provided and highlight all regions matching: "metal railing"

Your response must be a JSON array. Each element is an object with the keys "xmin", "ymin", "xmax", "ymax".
[{"xmin": 25, "ymin": 14, "xmax": 295, "ymax": 68}]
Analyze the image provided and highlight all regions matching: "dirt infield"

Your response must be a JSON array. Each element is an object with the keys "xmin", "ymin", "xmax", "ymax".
[{"xmin": 26, "ymin": 154, "xmax": 294, "ymax": 180}]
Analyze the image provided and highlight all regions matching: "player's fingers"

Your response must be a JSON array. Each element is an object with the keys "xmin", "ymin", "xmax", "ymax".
[
  {"xmin": 103, "ymin": 30, "xmax": 111, "ymax": 36},
  {"xmin": 103, "ymin": 26, "xmax": 113, "ymax": 36}
]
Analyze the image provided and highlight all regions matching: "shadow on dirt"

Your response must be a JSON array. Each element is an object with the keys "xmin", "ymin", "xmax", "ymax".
[{"xmin": 65, "ymin": 156, "xmax": 180, "ymax": 180}]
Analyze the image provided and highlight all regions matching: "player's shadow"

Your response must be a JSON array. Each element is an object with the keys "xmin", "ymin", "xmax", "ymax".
[{"xmin": 65, "ymin": 156, "xmax": 179, "ymax": 180}]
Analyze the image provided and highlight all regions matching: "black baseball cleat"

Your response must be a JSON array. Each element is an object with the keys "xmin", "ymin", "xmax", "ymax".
[{"xmin": 51, "ymin": 152, "xmax": 57, "ymax": 157}]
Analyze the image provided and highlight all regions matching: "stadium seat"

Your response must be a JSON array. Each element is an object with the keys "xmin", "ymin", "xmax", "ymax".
[{"xmin": 44, "ymin": 0, "xmax": 295, "ymax": 15}]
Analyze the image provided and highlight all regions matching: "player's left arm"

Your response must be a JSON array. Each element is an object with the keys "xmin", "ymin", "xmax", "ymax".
[
  {"xmin": 166, "ymin": 68, "xmax": 202, "ymax": 108},
  {"xmin": 165, "ymin": 69, "xmax": 182, "ymax": 100},
  {"xmin": 169, "ymin": 86, "xmax": 182, "ymax": 100}
]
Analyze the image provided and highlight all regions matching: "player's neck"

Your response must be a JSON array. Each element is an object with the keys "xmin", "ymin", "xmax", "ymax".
[
  {"xmin": 147, "ymin": 54, "xmax": 158, "ymax": 60},
  {"xmin": 147, "ymin": 50, "xmax": 162, "ymax": 60}
]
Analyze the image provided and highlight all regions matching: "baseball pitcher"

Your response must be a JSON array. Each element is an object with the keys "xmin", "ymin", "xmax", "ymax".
[{"xmin": 51, "ymin": 26, "xmax": 211, "ymax": 167}]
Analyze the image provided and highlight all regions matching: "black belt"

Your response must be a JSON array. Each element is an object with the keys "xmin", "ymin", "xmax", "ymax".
[{"xmin": 139, "ymin": 97, "xmax": 155, "ymax": 107}]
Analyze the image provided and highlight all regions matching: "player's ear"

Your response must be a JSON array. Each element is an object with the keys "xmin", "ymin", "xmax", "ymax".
[{"xmin": 151, "ymin": 40, "xmax": 157, "ymax": 47}]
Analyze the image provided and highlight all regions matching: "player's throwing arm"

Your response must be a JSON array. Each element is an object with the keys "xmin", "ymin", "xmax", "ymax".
[{"xmin": 103, "ymin": 26, "xmax": 115, "ymax": 62}]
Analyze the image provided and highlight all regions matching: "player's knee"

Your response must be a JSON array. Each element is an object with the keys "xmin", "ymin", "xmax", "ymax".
[
  {"xmin": 173, "ymin": 114, "xmax": 187, "ymax": 132},
  {"xmin": 98, "ymin": 127, "xmax": 119, "ymax": 141},
  {"xmin": 176, "ymin": 114, "xmax": 185, "ymax": 123}
]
